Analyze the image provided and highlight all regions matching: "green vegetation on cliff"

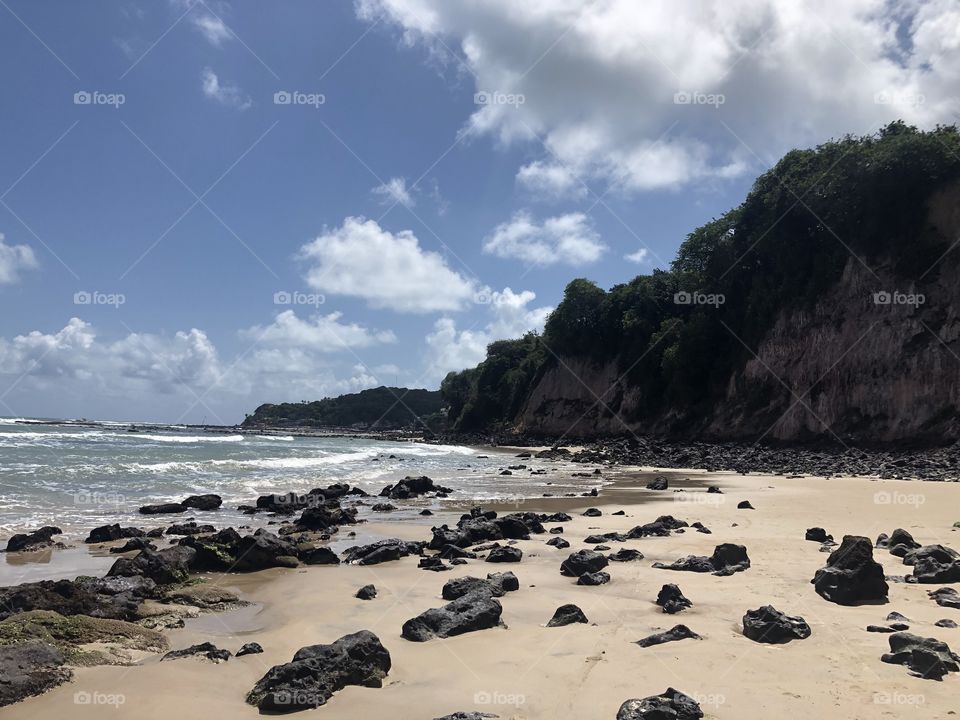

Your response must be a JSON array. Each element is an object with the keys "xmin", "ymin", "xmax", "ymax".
[
  {"xmin": 244, "ymin": 386, "xmax": 443, "ymax": 430},
  {"xmin": 442, "ymin": 122, "xmax": 960, "ymax": 433}
]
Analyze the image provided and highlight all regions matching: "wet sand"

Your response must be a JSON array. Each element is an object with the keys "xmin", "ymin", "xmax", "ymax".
[{"xmin": 6, "ymin": 469, "xmax": 960, "ymax": 719}]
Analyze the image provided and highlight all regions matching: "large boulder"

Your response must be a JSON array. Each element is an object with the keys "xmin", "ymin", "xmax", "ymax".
[
  {"xmin": 929, "ymin": 587, "xmax": 960, "ymax": 609},
  {"xmin": 653, "ymin": 544, "xmax": 750, "ymax": 576},
  {"xmin": 547, "ymin": 604, "xmax": 588, "ymax": 627},
  {"xmin": 428, "ymin": 511, "xmax": 541, "ymax": 550},
  {"xmin": 910, "ymin": 545, "xmax": 960, "ymax": 583},
  {"xmin": 742, "ymin": 606, "xmax": 811, "ymax": 643},
  {"xmin": 486, "ymin": 546, "xmax": 522, "ymax": 563},
  {"xmin": 401, "ymin": 594, "xmax": 503, "ymax": 642},
  {"xmin": 84, "ymin": 524, "xmax": 144, "ymax": 544},
  {"xmin": 560, "ymin": 550, "xmax": 609, "ymax": 578},
  {"xmin": 342, "ymin": 539, "xmax": 424, "ymax": 565},
  {"xmin": 880, "ymin": 632, "xmax": 960, "ymax": 680},
  {"xmin": 617, "ymin": 688, "xmax": 703, "ymax": 720},
  {"xmin": 0, "ymin": 641, "xmax": 71, "ymax": 707},
  {"xmin": 181, "ymin": 494, "xmax": 222, "ymax": 511},
  {"xmin": 656, "ymin": 584, "xmax": 692, "ymax": 614},
  {"xmin": 442, "ymin": 573, "xmax": 518, "ymax": 601},
  {"xmin": 380, "ymin": 476, "xmax": 452, "ymax": 499},
  {"xmin": 811, "ymin": 535, "xmax": 888, "ymax": 605},
  {"xmin": 107, "ymin": 546, "xmax": 196, "ymax": 585},
  {"xmin": 5, "ymin": 527, "xmax": 62, "ymax": 553},
  {"xmin": 295, "ymin": 504, "xmax": 358, "ymax": 530},
  {"xmin": 246, "ymin": 630, "xmax": 391, "ymax": 713},
  {"xmin": 0, "ymin": 577, "xmax": 152, "ymax": 622}
]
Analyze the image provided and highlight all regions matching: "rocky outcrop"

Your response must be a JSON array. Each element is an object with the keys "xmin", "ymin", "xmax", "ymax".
[
  {"xmin": 5, "ymin": 527, "xmax": 62, "ymax": 553},
  {"xmin": 246, "ymin": 630, "xmax": 391, "ymax": 712},
  {"xmin": 812, "ymin": 536, "xmax": 888, "ymax": 605},
  {"xmin": 880, "ymin": 632, "xmax": 960, "ymax": 680},
  {"xmin": 653, "ymin": 544, "xmax": 750, "ymax": 576},
  {"xmin": 401, "ymin": 593, "xmax": 503, "ymax": 642},
  {"xmin": 0, "ymin": 642, "xmax": 71, "ymax": 706}
]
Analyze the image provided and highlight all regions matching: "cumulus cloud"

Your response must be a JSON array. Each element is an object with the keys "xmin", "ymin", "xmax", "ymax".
[
  {"xmin": 372, "ymin": 177, "xmax": 416, "ymax": 208},
  {"xmin": 0, "ymin": 234, "xmax": 38, "ymax": 284},
  {"xmin": 516, "ymin": 160, "xmax": 587, "ymax": 200},
  {"xmin": 625, "ymin": 248, "xmax": 651, "ymax": 264},
  {"xmin": 299, "ymin": 216, "xmax": 477, "ymax": 313},
  {"xmin": 201, "ymin": 67, "xmax": 251, "ymax": 110},
  {"xmin": 423, "ymin": 288, "xmax": 552, "ymax": 383},
  {"xmin": 0, "ymin": 312, "xmax": 394, "ymax": 423},
  {"xmin": 358, "ymin": 0, "xmax": 960, "ymax": 194},
  {"xmin": 483, "ymin": 212, "xmax": 606, "ymax": 266},
  {"xmin": 170, "ymin": 0, "xmax": 234, "ymax": 47}
]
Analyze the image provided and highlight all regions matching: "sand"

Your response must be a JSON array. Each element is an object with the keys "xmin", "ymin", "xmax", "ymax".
[{"xmin": 6, "ymin": 469, "xmax": 960, "ymax": 719}]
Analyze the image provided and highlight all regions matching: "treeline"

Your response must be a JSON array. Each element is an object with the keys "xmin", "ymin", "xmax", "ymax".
[
  {"xmin": 441, "ymin": 122, "xmax": 960, "ymax": 433},
  {"xmin": 244, "ymin": 387, "xmax": 443, "ymax": 429}
]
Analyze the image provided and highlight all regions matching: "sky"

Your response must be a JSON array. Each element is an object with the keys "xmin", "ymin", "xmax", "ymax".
[{"xmin": 0, "ymin": 0, "xmax": 957, "ymax": 424}]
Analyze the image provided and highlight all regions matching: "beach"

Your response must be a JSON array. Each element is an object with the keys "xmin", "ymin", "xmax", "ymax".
[{"xmin": 4, "ymin": 466, "xmax": 958, "ymax": 719}]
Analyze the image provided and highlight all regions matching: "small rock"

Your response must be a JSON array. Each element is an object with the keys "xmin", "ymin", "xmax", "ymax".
[{"xmin": 547, "ymin": 604, "xmax": 588, "ymax": 627}]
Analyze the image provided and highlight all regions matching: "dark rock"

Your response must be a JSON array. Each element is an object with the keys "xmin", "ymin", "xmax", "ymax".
[
  {"xmin": 887, "ymin": 612, "xmax": 910, "ymax": 622},
  {"xmin": 139, "ymin": 503, "xmax": 187, "ymax": 515},
  {"xmin": 742, "ymin": 606, "xmax": 811, "ymax": 643},
  {"xmin": 547, "ymin": 604, "xmax": 588, "ymax": 627},
  {"xmin": 737, "ymin": 501, "xmax": 754, "ymax": 510},
  {"xmin": 295, "ymin": 504, "xmax": 358, "ymax": 530},
  {"xmin": 401, "ymin": 594, "xmax": 503, "ymax": 642},
  {"xmin": 84, "ymin": 524, "xmax": 144, "ymax": 543},
  {"xmin": 548, "ymin": 527, "xmax": 564, "ymax": 534},
  {"xmin": 380, "ymin": 476, "xmax": 452, "ymax": 499},
  {"xmin": 653, "ymin": 543, "xmax": 750, "ymax": 576},
  {"xmin": 929, "ymin": 587, "xmax": 960, "ymax": 609},
  {"xmin": 546, "ymin": 537, "xmax": 570, "ymax": 550},
  {"xmin": 889, "ymin": 528, "xmax": 921, "ymax": 550},
  {"xmin": 371, "ymin": 503, "xmax": 396, "ymax": 512},
  {"xmin": 418, "ymin": 557, "xmax": 450, "ymax": 572},
  {"xmin": 5, "ymin": 527, "xmax": 62, "ymax": 553},
  {"xmin": 541, "ymin": 512, "xmax": 572, "ymax": 523},
  {"xmin": 442, "ymin": 573, "xmax": 518, "ymax": 601},
  {"xmin": 577, "ymin": 571, "xmax": 610, "ymax": 586},
  {"xmin": 107, "ymin": 546, "xmax": 196, "ymax": 585},
  {"xmin": 356, "ymin": 584, "xmax": 377, "ymax": 600},
  {"xmin": 617, "ymin": 688, "xmax": 703, "ymax": 720},
  {"xmin": 301, "ymin": 546, "xmax": 340, "ymax": 565},
  {"xmin": 437, "ymin": 545, "xmax": 477, "ymax": 560},
  {"xmin": 162, "ymin": 642, "xmax": 231, "ymax": 662},
  {"xmin": 165, "ymin": 522, "xmax": 215, "ymax": 536},
  {"xmin": 434, "ymin": 713, "xmax": 499, "ymax": 720},
  {"xmin": 880, "ymin": 632, "xmax": 960, "ymax": 680},
  {"xmin": 910, "ymin": 545, "xmax": 960, "ymax": 583},
  {"xmin": 584, "ymin": 532, "xmax": 628, "ymax": 544},
  {"xmin": 109, "ymin": 537, "xmax": 156, "ymax": 554},
  {"xmin": 608, "ymin": 549, "xmax": 644, "ymax": 562},
  {"xmin": 691, "ymin": 522, "xmax": 712, "ymax": 534},
  {"xmin": 486, "ymin": 546, "xmax": 522, "ymax": 563},
  {"xmin": 582, "ymin": 508, "xmax": 602, "ymax": 517},
  {"xmin": 646, "ymin": 476, "xmax": 668, "ymax": 490},
  {"xmin": 0, "ymin": 641, "xmax": 71, "ymax": 707},
  {"xmin": 560, "ymin": 549, "xmax": 609, "ymax": 577},
  {"xmin": 237, "ymin": 642, "xmax": 264, "ymax": 656},
  {"xmin": 811, "ymin": 535, "xmax": 888, "ymax": 605},
  {"xmin": 656, "ymin": 584, "xmax": 692, "ymax": 614},
  {"xmin": 867, "ymin": 625, "xmax": 898, "ymax": 633},
  {"xmin": 935, "ymin": 619, "xmax": 958, "ymax": 628},
  {"xmin": 342, "ymin": 539, "xmax": 424, "ymax": 566},
  {"xmin": 181, "ymin": 494, "xmax": 222, "ymax": 511},
  {"xmin": 806, "ymin": 528, "xmax": 833, "ymax": 543},
  {"xmin": 635, "ymin": 624, "xmax": 701, "ymax": 648},
  {"xmin": 707, "ymin": 486, "xmax": 722, "ymax": 494},
  {"xmin": 420, "ymin": 509, "xmax": 434, "ymax": 516},
  {"xmin": 246, "ymin": 630, "xmax": 391, "ymax": 712}
]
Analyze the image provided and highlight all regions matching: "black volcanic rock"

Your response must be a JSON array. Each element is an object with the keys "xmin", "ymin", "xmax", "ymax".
[
  {"xmin": 582, "ymin": 508, "xmax": 602, "ymax": 517},
  {"xmin": 560, "ymin": 550, "xmax": 609, "ymax": 577},
  {"xmin": 5, "ymin": 527, "xmax": 62, "ymax": 553},
  {"xmin": 929, "ymin": 587, "xmax": 960, "ymax": 609},
  {"xmin": 486, "ymin": 546, "xmax": 522, "ymax": 563},
  {"xmin": 811, "ymin": 535, "xmax": 888, "ymax": 605},
  {"xmin": 608, "ymin": 549, "xmax": 644, "ymax": 562},
  {"xmin": 181, "ymin": 494, "xmax": 222, "ymax": 511},
  {"xmin": 656, "ymin": 584, "xmax": 692, "ymax": 614},
  {"xmin": 646, "ymin": 476, "xmax": 668, "ymax": 490},
  {"xmin": 342, "ymin": 539, "xmax": 424, "ymax": 565},
  {"xmin": 653, "ymin": 543, "xmax": 750, "ymax": 576},
  {"xmin": 742, "ymin": 606, "xmax": 811, "ymax": 643},
  {"xmin": 246, "ymin": 630, "xmax": 391, "ymax": 712},
  {"xmin": 547, "ymin": 604, "xmax": 588, "ymax": 627},
  {"xmin": 577, "ymin": 571, "xmax": 610, "ymax": 586},
  {"xmin": 162, "ymin": 642, "xmax": 231, "ymax": 662},
  {"xmin": 737, "ymin": 501, "xmax": 755, "ymax": 510},
  {"xmin": 237, "ymin": 642, "xmax": 264, "ymax": 657},
  {"xmin": 0, "ymin": 641, "xmax": 71, "ymax": 707},
  {"xmin": 380, "ymin": 476, "xmax": 452, "ymax": 499},
  {"xmin": 401, "ymin": 594, "xmax": 503, "ymax": 642},
  {"xmin": 107, "ymin": 546, "xmax": 196, "ymax": 585},
  {"xmin": 84, "ymin": 524, "xmax": 144, "ymax": 544},
  {"xmin": 617, "ymin": 688, "xmax": 703, "ymax": 720},
  {"xmin": 139, "ymin": 503, "xmax": 187, "ymax": 515},
  {"xmin": 910, "ymin": 545, "xmax": 960, "ymax": 583},
  {"xmin": 635, "ymin": 624, "xmax": 701, "ymax": 648},
  {"xmin": 806, "ymin": 528, "xmax": 833, "ymax": 543},
  {"xmin": 355, "ymin": 584, "xmax": 377, "ymax": 600},
  {"xmin": 880, "ymin": 632, "xmax": 960, "ymax": 680},
  {"xmin": 546, "ymin": 537, "xmax": 570, "ymax": 549}
]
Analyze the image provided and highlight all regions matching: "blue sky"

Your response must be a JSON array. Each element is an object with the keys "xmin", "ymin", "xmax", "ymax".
[{"xmin": 0, "ymin": 0, "xmax": 956, "ymax": 423}]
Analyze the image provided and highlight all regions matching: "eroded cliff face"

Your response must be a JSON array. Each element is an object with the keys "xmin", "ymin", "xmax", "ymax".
[{"xmin": 517, "ymin": 186, "xmax": 960, "ymax": 443}]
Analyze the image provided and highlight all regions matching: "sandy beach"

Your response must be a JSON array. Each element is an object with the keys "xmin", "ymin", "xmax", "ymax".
[{"xmin": 5, "ymin": 467, "xmax": 958, "ymax": 720}]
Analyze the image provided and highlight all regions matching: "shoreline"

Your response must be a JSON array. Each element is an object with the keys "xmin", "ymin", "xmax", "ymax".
[{"xmin": 2, "ymin": 467, "xmax": 959, "ymax": 718}]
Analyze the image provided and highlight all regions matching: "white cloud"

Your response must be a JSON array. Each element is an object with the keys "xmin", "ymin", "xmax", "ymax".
[
  {"xmin": 0, "ymin": 312, "xmax": 395, "ymax": 423},
  {"xmin": 423, "ymin": 288, "xmax": 552, "ymax": 383},
  {"xmin": 358, "ymin": 0, "xmax": 960, "ymax": 194},
  {"xmin": 372, "ymin": 177, "xmax": 416, "ymax": 208},
  {"xmin": 483, "ymin": 212, "xmax": 606, "ymax": 266},
  {"xmin": 191, "ymin": 13, "xmax": 232, "ymax": 46},
  {"xmin": 240, "ymin": 310, "xmax": 396, "ymax": 349},
  {"xmin": 0, "ymin": 234, "xmax": 38, "ymax": 284},
  {"xmin": 625, "ymin": 248, "xmax": 651, "ymax": 264},
  {"xmin": 516, "ymin": 160, "xmax": 587, "ymax": 200},
  {"xmin": 200, "ymin": 67, "xmax": 251, "ymax": 110},
  {"xmin": 299, "ymin": 216, "xmax": 477, "ymax": 313}
]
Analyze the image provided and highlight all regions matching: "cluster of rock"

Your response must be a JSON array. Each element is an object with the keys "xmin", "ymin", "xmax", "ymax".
[{"xmin": 653, "ymin": 544, "xmax": 751, "ymax": 576}]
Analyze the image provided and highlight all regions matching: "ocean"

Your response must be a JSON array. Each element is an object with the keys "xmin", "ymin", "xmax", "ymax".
[{"xmin": 0, "ymin": 418, "xmax": 601, "ymax": 537}]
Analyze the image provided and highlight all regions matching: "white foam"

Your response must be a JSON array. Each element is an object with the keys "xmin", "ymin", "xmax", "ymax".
[{"xmin": 134, "ymin": 433, "xmax": 245, "ymax": 444}]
